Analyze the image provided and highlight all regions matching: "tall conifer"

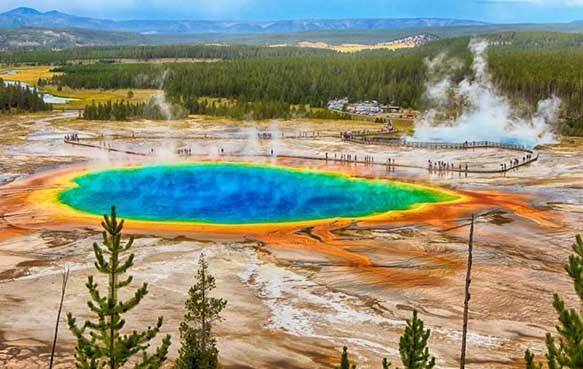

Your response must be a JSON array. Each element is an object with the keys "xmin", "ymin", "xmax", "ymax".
[
  {"xmin": 67, "ymin": 206, "xmax": 171, "ymax": 369},
  {"xmin": 525, "ymin": 234, "xmax": 583, "ymax": 369},
  {"xmin": 175, "ymin": 254, "xmax": 226, "ymax": 369},
  {"xmin": 383, "ymin": 310, "xmax": 435, "ymax": 369}
]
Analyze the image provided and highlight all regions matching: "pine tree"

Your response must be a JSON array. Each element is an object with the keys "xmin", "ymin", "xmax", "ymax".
[
  {"xmin": 395, "ymin": 310, "xmax": 436, "ymax": 369},
  {"xmin": 337, "ymin": 346, "xmax": 356, "ymax": 369},
  {"xmin": 175, "ymin": 254, "xmax": 227, "ymax": 369},
  {"xmin": 66, "ymin": 206, "xmax": 171, "ymax": 369},
  {"xmin": 525, "ymin": 234, "xmax": 583, "ymax": 369}
]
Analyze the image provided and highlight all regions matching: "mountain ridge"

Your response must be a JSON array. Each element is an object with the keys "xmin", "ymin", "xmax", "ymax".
[{"xmin": 0, "ymin": 7, "xmax": 489, "ymax": 35}]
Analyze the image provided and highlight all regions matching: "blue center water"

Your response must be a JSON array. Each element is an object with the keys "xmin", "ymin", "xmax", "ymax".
[{"xmin": 58, "ymin": 164, "xmax": 456, "ymax": 224}]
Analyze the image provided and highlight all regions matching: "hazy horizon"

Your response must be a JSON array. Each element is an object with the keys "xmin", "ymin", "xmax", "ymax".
[{"xmin": 1, "ymin": 0, "xmax": 583, "ymax": 24}]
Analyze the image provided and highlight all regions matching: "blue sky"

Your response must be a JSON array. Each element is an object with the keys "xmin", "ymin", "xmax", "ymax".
[{"xmin": 2, "ymin": 0, "xmax": 583, "ymax": 23}]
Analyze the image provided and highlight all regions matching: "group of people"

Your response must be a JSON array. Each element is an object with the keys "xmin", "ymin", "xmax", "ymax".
[
  {"xmin": 327, "ymin": 152, "xmax": 363, "ymax": 163},
  {"xmin": 340, "ymin": 129, "xmax": 390, "ymax": 143},
  {"xmin": 501, "ymin": 154, "xmax": 533, "ymax": 171},
  {"xmin": 64, "ymin": 133, "xmax": 80, "ymax": 142},
  {"xmin": 257, "ymin": 132, "xmax": 273, "ymax": 140},
  {"xmin": 323, "ymin": 152, "xmax": 397, "ymax": 167},
  {"xmin": 428, "ymin": 160, "xmax": 468, "ymax": 173},
  {"xmin": 340, "ymin": 132, "xmax": 384, "ymax": 145},
  {"xmin": 340, "ymin": 131, "xmax": 353, "ymax": 140},
  {"xmin": 336, "ymin": 153, "xmax": 356, "ymax": 162},
  {"xmin": 177, "ymin": 147, "xmax": 192, "ymax": 156},
  {"xmin": 350, "ymin": 129, "xmax": 382, "ymax": 136},
  {"xmin": 325, "ymin": 152, "xmax": 396, "ymax": 166}
]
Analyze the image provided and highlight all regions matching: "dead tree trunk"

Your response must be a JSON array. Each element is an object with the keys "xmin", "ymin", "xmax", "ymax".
[
  {"xmin": 460, "ymin": 214, "xmax": 475, "ymax": 369},
  {"xmin": 49, "ymin": 265, "xmax": 70, "ymax": 369}
]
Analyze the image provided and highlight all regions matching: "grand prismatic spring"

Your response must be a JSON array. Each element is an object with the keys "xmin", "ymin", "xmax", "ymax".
[
  {"xmin": 57, "ymin": 163, "xmax": 458, "ymax": 224},
  {"xmin": 0, "ymin": 114, "xmax": 577, "ymax": 369}
]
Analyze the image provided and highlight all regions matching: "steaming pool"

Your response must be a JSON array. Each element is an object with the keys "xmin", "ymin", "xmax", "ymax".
[{"xmin": 58, "ymin": 163, "xmax": 458, "ymax": 224}]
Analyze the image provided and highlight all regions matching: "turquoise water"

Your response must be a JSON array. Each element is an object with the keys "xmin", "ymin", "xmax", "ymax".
[{"xmin": 58, "ymin": 164, "xmax": 455, "ymax": 224}]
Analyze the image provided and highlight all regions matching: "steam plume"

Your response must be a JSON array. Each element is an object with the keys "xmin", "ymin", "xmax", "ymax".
[{"xmin": 412, "ymin": 39, "xmax": 559, "ymax": 148}]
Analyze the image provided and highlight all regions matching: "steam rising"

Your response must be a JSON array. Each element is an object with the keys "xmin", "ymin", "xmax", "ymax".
[
  {"xmin": 150, "ymin": 69, "xmax": 187, "ymax": 121},
  {"xmin": 423, "ymin": 52, "xmax": 463, "ymax": 106},
  {"xmin": 153, "ymin": 91, "xmax": 173, "ymax": 121},
  {"xmin": 413, "ymin": 39, "xmax": 560, "ymax": 148}
]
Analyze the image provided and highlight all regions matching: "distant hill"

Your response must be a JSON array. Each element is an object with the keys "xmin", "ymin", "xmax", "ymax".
[
  {"xmin": 6, "ymin": 25, "xmax": 583, "ymax": 51},
  {"xmin": 4, "ymin": 8, "xmax": 583, "ymax": 51},
  {"xmin": 0, "ymin": 28, "xmax": 156, "ymax": 49},
  {"xmin": 0, "ymin": 7, "xmax": 489, "ymax": 35}
]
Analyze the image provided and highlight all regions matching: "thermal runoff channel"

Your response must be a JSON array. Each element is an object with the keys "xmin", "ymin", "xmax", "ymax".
[{"xmin": 58, "ymin": 163, "xmax": 457, "ymax": 224}]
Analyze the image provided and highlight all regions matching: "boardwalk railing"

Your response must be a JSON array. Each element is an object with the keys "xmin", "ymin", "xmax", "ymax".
[
  {"xmin": 402, "ymin": 140, "xmax": 529, "ymax": 152},
  {"xmin": 343, "ymin": 135, "xmax": 532, "ymax": 153}
]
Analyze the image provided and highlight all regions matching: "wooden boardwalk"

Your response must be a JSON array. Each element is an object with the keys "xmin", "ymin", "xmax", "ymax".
[
  {"xmin": 343, "ymin": 136, "xmax": 532, "ymax": 153},
  {"xmin": 64, "ymin": 139, "xmax": 539, "ymax": 175}
]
